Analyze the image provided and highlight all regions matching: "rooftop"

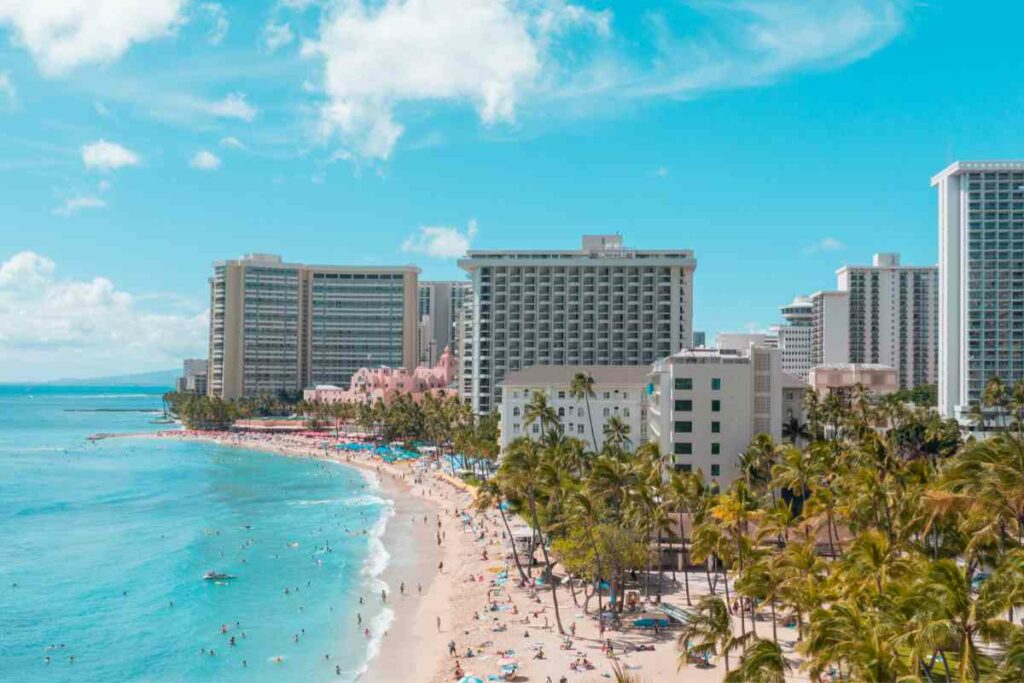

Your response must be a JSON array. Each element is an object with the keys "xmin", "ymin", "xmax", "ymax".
[
  {"xmin": 931, "ymin": 160, "xmax": 1024, "ymax": 186},
  {"xmin": 499, "ymin": 364, "xmax": 651, "ymax": 387}
]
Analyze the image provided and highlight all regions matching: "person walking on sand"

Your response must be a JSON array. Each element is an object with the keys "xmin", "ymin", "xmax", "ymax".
[
  {"xmin": 436, "ymin": 616, "xmax": 441, "ymax": 632},
  {"xmin": 448, "ymin": 639, "xmax": 457, "ymax": 656}
]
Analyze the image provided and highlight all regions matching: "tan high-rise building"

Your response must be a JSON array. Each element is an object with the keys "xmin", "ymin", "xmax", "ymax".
[{"xmin": 208, "ymin": 254, "xmax": 419, "ymax": 400}]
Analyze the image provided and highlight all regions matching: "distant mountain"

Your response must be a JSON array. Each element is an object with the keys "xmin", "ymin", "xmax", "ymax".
[{"xmin": 43, "ymin": 369, "xmax": 179, "ymax": 388}]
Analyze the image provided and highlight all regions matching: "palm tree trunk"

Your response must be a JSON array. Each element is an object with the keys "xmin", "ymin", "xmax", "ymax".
[
  {"xmin": 528, "ymin": 495, "xmax": 565, "ymax": 635},
  {"xmin": 584, "ymin": 392, "xmax": 598, "ymax": 452},
  {"xmin": 497, "ymin": 503, "xmax": 530, "ymax": 582},
  {"xmin": 770, "ymin": 600, "xmax": 778, "ymax": 643}
]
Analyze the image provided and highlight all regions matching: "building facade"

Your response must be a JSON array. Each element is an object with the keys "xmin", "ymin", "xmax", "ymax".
[
  {"xmin": 933, "ymin": 161, "xmax": 1024, "ymax": 418},
  {"xmin": 716, "ymin": 332, "xmax": 777, "ymax": 352},
  {"xmin": 810, "ymin": 290, "xmax": 851, "ymax": 367},
  {"xmin": 176, "ymin": 358, "xmax": 208, "ymax": 394},
  {"xmin": 771, "ymin": 295, "xmax": 814, "ymax": 381},
  {"xmin": 418, "ymin": 280, "xmax": 472, "ymax": 366},
  {"xmin": 647, "ymin": 346, "xmax": 783, "ymax": 485},
  {"xmin": 692, "ymin": 331, "xmax": 707, "ymax": 348},
  {"xmin": 458, "ymin": 235, "xmax": 697, "ymax": 414},
  {"xmin": 497, "ymin": 365, "xmax": 649, "ymax": 453},
  {"xmin": 208, "ymin": 254, "xmax": 419, "ymax": 400},
  {"xmin": 808, "ymin": 363, "xmax": 899, "ymax": 402},
  {"xmin": 304, "ymin": 346, "xmax": 457, "ymax": 406},
  {"xmin": 836, "ymin": 253, "xmax": 937, "ymax": 391}
]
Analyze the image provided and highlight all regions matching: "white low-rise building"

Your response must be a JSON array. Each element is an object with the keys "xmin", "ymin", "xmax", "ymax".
[
  {"xmin": 498, "ymin": 365, "xmax": 650, "ymax": 452},
  {"xmin": 647, "ymin": 346, "xmax": 784, "ymax": 485}
]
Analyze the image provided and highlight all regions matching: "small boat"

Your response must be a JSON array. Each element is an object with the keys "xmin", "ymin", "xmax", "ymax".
[{"xmin": 203, "ymin": 571, "xmax": 236, "ymax": 581}]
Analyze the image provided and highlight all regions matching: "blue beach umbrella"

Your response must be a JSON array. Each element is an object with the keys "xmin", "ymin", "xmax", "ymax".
[{"xmin": 458, "ymin": 676, "xmax": 484, "ymax": 683}]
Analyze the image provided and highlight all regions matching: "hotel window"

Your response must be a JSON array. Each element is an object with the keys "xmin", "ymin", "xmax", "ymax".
[
  {"xmin": 674, "ymin": 442, "xmax": 692, "ymax": 455},
  {"xmin": 558, "ymin": 391, "xmax": 565, "ymax": 399},
  {"xmin": 603, "ymin": 392, "xmax": 610, "ymax": 399},
  {"xmin": 603, "ymin": 407, "xmax": 610, "ymax": 417},
  {"xmin": 674, "ymin": 378, "xmax": 692, "ymax": 390},
  {"xmin": 712, "ymin": 378, "xmax": 722, "ymax": 390},
  {"xmin": 675, "ymin": 399, "xmax": 692, "ymax": 411},
  {"xmin": 711, "ymin": 442, "xmax": 720, "ymax": 455},
  {"xmin": 623, "ymin": 408, "xmax": 630, "ymax": 417},
  {"xmin": 711, "ymin": 399, "xmax": 721, "ymax": 412},
  {"xmin": 558, "ymin": 407, "xmax": 565, "ymax": 418},
  {"xmin": 577, "ymin": 424, "xmax": 584, "ymax": 435},
  {"xmin": 513, "ymin": 407, "xmax": 520, "ymax": 417},
  {"xmin": 532, "ymin": 424, "xmax": 539, "ymax": 434},
  {"xmin": 711, "ymin": 421, "xmax": 721, "ymax": 433},
  {"xmin": 676, "ymin": 463, "xmax": 693, "ymax": 473},
  {"xmin": 675, "ymin": 421, "xmax": 692, "ymax": 433},
  {"xmin": 513, "ymin": 424, "xmax": 520, "ymax": 434},
  {"xmin": 710, "ymin": 464, "xmax": 721, "ymax": 477}
]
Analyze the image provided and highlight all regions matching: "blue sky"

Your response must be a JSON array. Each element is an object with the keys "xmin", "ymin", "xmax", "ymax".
[{"xmin": 0, "ymin": 1, "xmax": 1018, "ymax": 381}]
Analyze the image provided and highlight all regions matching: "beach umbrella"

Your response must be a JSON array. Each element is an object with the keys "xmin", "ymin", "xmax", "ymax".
[{"xmin": 457, "ymin": 676, "xmax": 484, "ymax": 683}]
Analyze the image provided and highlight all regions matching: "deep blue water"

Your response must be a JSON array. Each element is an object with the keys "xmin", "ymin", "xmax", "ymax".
[{"xmin": 0, "ymin": 385, "xmax": 392, "ymax": 682}]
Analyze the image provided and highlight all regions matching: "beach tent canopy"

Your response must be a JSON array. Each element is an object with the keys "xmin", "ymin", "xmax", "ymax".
[{"xmin": 457, "ymin": 676, "xmax": 484, "ymax": 683}]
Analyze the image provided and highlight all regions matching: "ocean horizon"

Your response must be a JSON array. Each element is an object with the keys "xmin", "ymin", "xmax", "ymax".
[{"xmin": 0, "ymin": 385, "xmax": 392, "ymax": 682}]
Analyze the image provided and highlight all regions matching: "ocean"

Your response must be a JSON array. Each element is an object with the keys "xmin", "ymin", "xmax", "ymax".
[{"xmin": 0, "ymin": 385, "xmax": 393, "ymax": 682}]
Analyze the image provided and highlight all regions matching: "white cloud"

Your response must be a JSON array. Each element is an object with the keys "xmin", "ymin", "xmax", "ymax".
[
  {"xmin": 200, "ymin": 3, "xmax": 229, "ymax": 45},
  {"xmin": 0, "ymin": 71, "xmax": 15, "ymax": 105},
  {"xmin": 653, "ymin": 166, "xmax": 669, "ymax": 178},
  {"xmin": 93, "ymin": 100, "xmax": 110, "ymax": 116},
  {"xmin": 301, "ymin": 1, "xmax": 905, "ymax": 160},
  {"xmin": 0, "ymin": 251, "xmax": 208, "ymax": 381},
  {"xmin": 401, "ymin": 219, "xmax": 478, "ymax": 258},
  {"xmin": 53, "ymin": 196, "xmax": 107, "ymax": 217},
  {"xmin": 0, "ymin": 0, "xmax": 186, "ymax": 76},
  {"xmin": 219, "ymin": 136, "xmax": 244, "ymax": 149},
  {"xmin": 81, "ymin": 140, "xmax": 141, "ymax": 171},
  {"xmin": 264, "ymin": 21, "xmax": 294, "ymax": 51},
  {"xmin": 304, "ymin": 0, "xmax": 541, "ymax": 160},
  {"xmin": 205, "ymin": 92, "xmax": 256, "ymax": 121},
  {"xmin": 189, "ymin": 150, "xmax": 222, "ymax": 170},
  {"xmin": 803, "ymin": 237, "xmax": 846, "ymax": 254}
]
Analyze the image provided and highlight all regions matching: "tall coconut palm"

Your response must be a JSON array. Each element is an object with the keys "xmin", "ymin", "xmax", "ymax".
[
  {"xmin": 497, "ymin": 437, "xmax": 566, "ymax": 635},
  {"xmin": 677, "ymin": 596, "xmax": 737, "ymax": 673},
  {"xmin": 569, "ymin": 371, "xmax": 599, "ymax": 452},
  {"xmin": 524, "ymin": 391, "xmax": 559, "ymax": 435},
  {"xmin": 724, "ymin": 638, "xmax": 790, "ymax": 683},
  {"xmin": 603, "ymin": 415, "xmax": 632, "ymax": 452},
  {"xmin": 903, "ymin": 558, "xmax": 1014, "ymax": 682},
  {"xmin": 475, "ymin": 479, "xmax": 530, "ymax": 583},
  {"xmin": 668, "ymin": 470, "xmax": 703, "ymax": 605}
]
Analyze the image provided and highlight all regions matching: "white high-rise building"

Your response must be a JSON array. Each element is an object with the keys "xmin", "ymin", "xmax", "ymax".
[
  {"xmin": 771, "ymin": 295, "xmax": 814, "ymax": 380},
  {"xmin": 647, "ymin": 345, "xmax": 784, "ymax": 485},
  {"xmin": 836, "ymin": 253, "xmax": 938, "ymax": 390},
  {"xmin": 933, "ymin": 161, "xmax": 1024, "ymax": 418},
  {"xmin": 458, "ymin": 235, "xmax": 697, "ymax": 414},
  {"xmin": 805, "ymin": 254, "xmax": 937, "ymax": 391},
  {"xmin": 810, "ymin": 290, "xmax": 851, "ymax": 367}
]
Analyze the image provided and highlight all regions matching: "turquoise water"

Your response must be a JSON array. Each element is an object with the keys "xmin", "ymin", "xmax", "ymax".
[{"xmin": 0, "ymin": 385, "xmax": 392, "ymax": 682}]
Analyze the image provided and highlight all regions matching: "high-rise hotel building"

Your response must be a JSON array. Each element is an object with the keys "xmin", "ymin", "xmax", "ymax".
[
  {"xmin": 837, "ymin": 253, "xmax": 938, "ymax": 390},
  {"xmin": 457, "ymin": 235, "xmax": 696, "ymax": 414},
  {"xmin": 771, "ymin": 295, "xmax": 814, "ymax": 380},
  {"xmin": 208, "ymin": 254, "xmax": 419, "ymax": 400},
  {"xmin": 933, "ymin": 161, "xmax": 1024, "ymax": 418},
  {"xmin": 808, "ymin": 253, "xmax": 938, "ymax": 391}
]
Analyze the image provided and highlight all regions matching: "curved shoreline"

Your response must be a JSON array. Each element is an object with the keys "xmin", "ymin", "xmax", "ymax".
[{"xmin": 118, "ymin": 430, "xmax": 456, "ymax": 682}]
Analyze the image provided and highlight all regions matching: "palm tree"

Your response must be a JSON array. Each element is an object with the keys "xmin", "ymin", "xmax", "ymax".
[
  {"xmin": 724, "ymin": 638, "xmax": 790, "ymax": 683},
  {"xmin": 475, "ymin": 479, "xmax": 530, "ymax": 583},
  {"xmin": 569, "ymin": 372, "xmax": 599, "ymax": 452},
  {"xmin": 498, "ymin": 437, "xmax": 566, "ymax": 635},
  {"xmin": 524, "ymin": 391, "xmax": 559, "ymax": 436},
  {"xmin": 667, "ymin": 470, "xmax": 703, "ymax": 605},
  {"xmin": 603, "ymin": 415, "xmax": 632, "ymax": 452},
  {"xmin": 782, "ymin": 417, "xmax": 809, "ymax": 445},
  {"xmin": 677, "ymin": 596, "xmax": 737, "ymax": 672},
  {"xmin": 903, "ymin": 558, "xmax": 1014, "ymax": 682}
]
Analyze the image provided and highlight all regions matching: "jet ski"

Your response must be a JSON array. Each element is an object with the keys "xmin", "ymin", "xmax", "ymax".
[{"xmin": 203, "ymin": 571, "xmax": 236, "ymax": 581}]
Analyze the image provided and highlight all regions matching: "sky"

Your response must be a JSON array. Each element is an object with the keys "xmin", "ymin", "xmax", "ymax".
[{"xmin": 0, "ymin": 0, "xmax": 1020, "ymax": 381}]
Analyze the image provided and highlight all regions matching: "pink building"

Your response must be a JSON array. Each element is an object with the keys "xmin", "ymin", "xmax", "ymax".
[{"xmin": 303, "ymin": 346, "xmax": 457, "ymax": 405}]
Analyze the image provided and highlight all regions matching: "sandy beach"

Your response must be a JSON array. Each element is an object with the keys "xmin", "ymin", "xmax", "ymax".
[{"xmin": 123, "ymin": 429, "xmax": 807, "ymax": 682}]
